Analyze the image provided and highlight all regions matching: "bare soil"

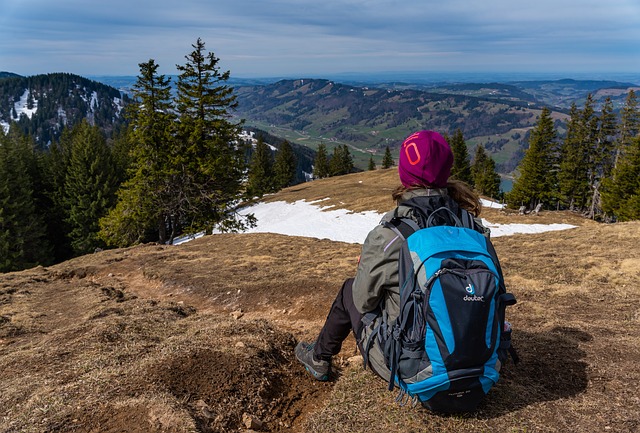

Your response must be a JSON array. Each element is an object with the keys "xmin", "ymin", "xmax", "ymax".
[{"xmin": 1, "ymin": 169, "xmax": 639, "ymax": 432}]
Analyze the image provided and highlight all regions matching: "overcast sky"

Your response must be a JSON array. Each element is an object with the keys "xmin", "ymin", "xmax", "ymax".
[{"xmin": 1, "ymin": 0, "xmax": 639, "ymax": 79}]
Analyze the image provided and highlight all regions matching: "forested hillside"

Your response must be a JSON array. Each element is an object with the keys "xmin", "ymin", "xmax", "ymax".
[
  {"xmin": 244, "ymin": 127, "xmax": 316, "ymax": 184},
  {"xmin": 0, "ymin": 41, "xmax": 317, "ymax": 273},
  {"xmin": 0, "ymin": 73, "xmax": 129, "ymax": 146},
  {"xmin": 0, "ymin": 72, "xmax": 22, "ymax": 79}
]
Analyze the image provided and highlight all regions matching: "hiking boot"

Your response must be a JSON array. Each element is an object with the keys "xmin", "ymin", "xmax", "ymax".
[{"xmin": 295, "ymin": 341, "xmax": 331, "ymax": 381}]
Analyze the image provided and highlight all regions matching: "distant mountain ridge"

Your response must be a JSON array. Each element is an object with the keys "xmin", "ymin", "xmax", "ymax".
[
  {"xmin": 232, "ymin": 77, "xmax": 639, "ymax": 172},
  {"xmin": 89, "ymin": 73, "xmax": 640, "ymax": 110},
  {"xmin": 0, "ymin": 72, "xmax": 129, "ymax": 146},
  {"xmin": 0, "ymin": 71, "xmax": 22, "ymax": 79},
  {"xmin": 234, "ymin": 78, "xmax": 546, "ymax": 171},
  {"xmin": 373, "ymin": 78, "xmax": 639, "ymax": 109},
  {"xmin": 4, "ymin": 72, "xmax": 637, "ymax": 173}
]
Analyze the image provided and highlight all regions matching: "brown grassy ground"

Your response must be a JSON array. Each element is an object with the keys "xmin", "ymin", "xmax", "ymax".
[{"xmin": 1, "ymin": 169, "xmax": 639, "ymax": 432}]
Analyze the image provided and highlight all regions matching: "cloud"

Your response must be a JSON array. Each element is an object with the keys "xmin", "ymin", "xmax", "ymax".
[{"xmin": 1, "ymin": 0, "xmax": 639, "ymax": 76}]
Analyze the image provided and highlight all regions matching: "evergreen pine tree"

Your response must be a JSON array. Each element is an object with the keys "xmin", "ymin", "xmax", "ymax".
[
  {"xmin": 601, "ymin": 89, "xmax": 640, "ymax": 221},
  {"xmin": 329, "ymin": 145, "xmax": 354, "ymax": 176},
  {"xmin": 448, "ymin": 129, "xmax": 473, "ymax": 184},
  {"xmin": 368, "ymin": 156, "xmax": 376, "ymax": 171},
  {"xmin": 615, "ymin": 89, "xmax": 639, "ymax": 168},
  {"xmin": 506, "ymin": 107, "xmax": 557, "ymax": 210},
  {"xmin": 173, "ymin": 38, "xmax": 250, "ymax": 235},
  {"xmin": 64, "ymin": 120, "xmax": 118, "ymax": 256},
  {"xmin": 246, "ymin": 136, "xmax": 274, "ymax": 197},
  {"xmin": 558, "ymin": 100, "xmax": 593, "ymax": 211},
  {"xmin": 342, "ymin": 145, "xmax": 355, "ymax": 174},
  {"xmin": 109, "ymin": 125, "xmax": 132, "ymax": 186},
  {"xmin": 583, "ymin": 94, "xmax": 601, "ymax": 209},
  {"xmin": 587, "ymin": 97, "xmax": 618, "ymax": 219},
  {"xmin": 273, "ymin": 140, "xmax": 297, "ymax": 190},
  {"xmin": 471, "ymin": 144, "xmax": 501, "ymax": 199},
  {"xmin": 596, "ymin": 97, "xmax": 619, "ymax": 180},
  {"xmin": 43, "ymin": 130, "xmax": 74, "ymax": 261},
  {"xmin": 100, "ymin": 59, "xmax": 177, "ymax": 246},
  {"xmin": 0, "ymin": 129, "xmax": 52, "ymax": 271},
  {"xmin": 381, "ymin": 146, "xmax": 394, "ymax": 169},
  {"xmin": 313, "ymin": 142, "xmax": 329, "ymax": 179},
  {"xmin": 601, "ymin": 136, "xmax": 640, "ymax": 221},
  {"xmin": 328, "ymin": 146, "xmax": 343, "ymax": 176}
]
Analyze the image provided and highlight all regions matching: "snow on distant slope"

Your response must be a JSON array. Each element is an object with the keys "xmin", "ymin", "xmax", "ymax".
[
  {"xmin": 1, "ymin": 89, "xmax": 38, "ymax": 133},
  {"xmin": 179, "ymin": 198, "xmax": 576, "ymax": 245},
  {"xmin": 240, "ymin": 130, "xmax": 277, "ymax": 151},
  {"xmin": 13, "ymin": 89, "xmax": 38, "ymax": 120}
]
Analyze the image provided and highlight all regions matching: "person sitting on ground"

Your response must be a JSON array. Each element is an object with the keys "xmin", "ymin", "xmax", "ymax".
[{"xmin": 295, "ymin": 130, "xmax": 489, "ymax": 383}]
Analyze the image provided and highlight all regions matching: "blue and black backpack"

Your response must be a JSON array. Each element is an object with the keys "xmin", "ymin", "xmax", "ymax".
[{"xmin": 379, "ymin": 199, "xmax": 518, "ymax": 413}]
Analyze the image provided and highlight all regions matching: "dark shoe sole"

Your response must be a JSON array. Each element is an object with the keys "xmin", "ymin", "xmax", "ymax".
[{"xmin": 304, "ymin": 365, "xmax": 330, "ymax": 381}]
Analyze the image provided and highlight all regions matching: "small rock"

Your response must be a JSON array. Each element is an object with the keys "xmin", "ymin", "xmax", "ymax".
[
  {"xmin": 235, "ymin": 341, "xmax": 246, "ymax": 348},
  {"xmin": 201, "ymin": 407, "xmax": 215, "ymax": 419},
  {"xmin": 232, "ymin": 310, "xmax": 244, "ymax": 320},
  {"xmin": 108, "ymin": 273, "xmax": 113, "ymax": 277},
  {"xmin": 242, "ymin": 413, "xmax": 264, "ymax": 430},
  {"xmin": 347, "ymin": 355, "xmax": 363, "ymax": 365},
  {"xmin": 194, "ymin": 400, "xmax": 215, "ymax": 419}
]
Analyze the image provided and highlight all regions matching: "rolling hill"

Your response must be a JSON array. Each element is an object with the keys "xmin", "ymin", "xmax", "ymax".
[{"xmin": 233, "ymin": 78, "xmax": 562, "ymax": 172}]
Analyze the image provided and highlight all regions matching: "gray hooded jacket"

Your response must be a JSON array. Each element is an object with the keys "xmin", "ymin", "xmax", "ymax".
[{"xmin": 352, "ymin": 188, "xmax": 489, "ymax": 381}]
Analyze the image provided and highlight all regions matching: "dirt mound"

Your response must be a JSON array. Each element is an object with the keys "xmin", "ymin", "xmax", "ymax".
[
  {"xmin": 69, "ymin": 319, "xmax": 332, "ymax": 433},
  {"xmin": 145, "ymin": 323, "xmax": 328, "ymax": 433},
  {"xmin": 0, "ymin": 263, "xmax": 337, "ymax": 432}
]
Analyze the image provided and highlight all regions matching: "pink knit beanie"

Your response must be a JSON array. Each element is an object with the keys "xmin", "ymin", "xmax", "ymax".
[{"xmin": 398, "ymin": 130, "xmax": 453, "ymax": 188}]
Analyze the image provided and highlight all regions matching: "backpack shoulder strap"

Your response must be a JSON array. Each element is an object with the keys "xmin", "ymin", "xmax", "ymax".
[
  {"xmin": 460, "ymin": 208, "xmax": 476, "ymax": 230},
  {"xmin": 382, "ymin": 217, "xmax": 420, "ymax": 240}
]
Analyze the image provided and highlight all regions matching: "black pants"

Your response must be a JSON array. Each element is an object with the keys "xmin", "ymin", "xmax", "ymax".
[{"xmin": 313, "ymin": 278, "xmax": 364, "ymax": 361}]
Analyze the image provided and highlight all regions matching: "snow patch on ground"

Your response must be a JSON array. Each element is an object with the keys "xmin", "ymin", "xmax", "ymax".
[
  {"xmin": 481, "ymin": 198, "xmax": 505, "ymax": 209},
  {"xmin": 482, "ymin": 220, "xmax": 576, "ymax": 237},
  {"xmin": 174, "ymin": 198, "xmax": 577, "ymax": 245},
  {"xmin": 234, "ymin": 199, "xmax": 382, "ymax": 244}
]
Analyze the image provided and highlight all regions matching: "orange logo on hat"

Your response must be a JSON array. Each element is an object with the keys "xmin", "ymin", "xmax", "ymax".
[{"xmin": 404, "ymin": 141, "xmax": 421, "ymax": 165}]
